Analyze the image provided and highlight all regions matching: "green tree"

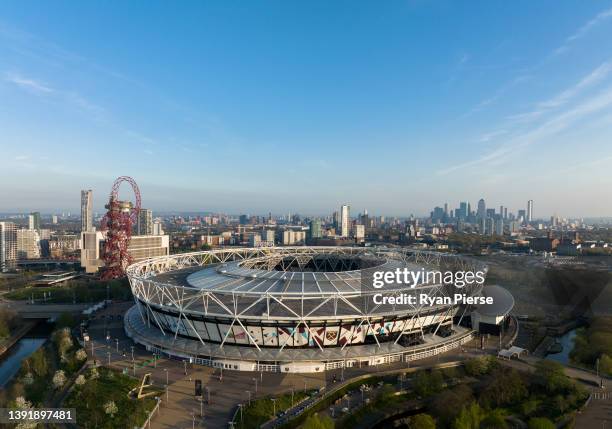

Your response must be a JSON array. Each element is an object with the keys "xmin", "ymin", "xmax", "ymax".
[
  {"xmin": 599, "ymin": 354, "xmax": 612, "ymax": 376},
  {"xmin": 534, "ymin": 360, "xmax": 571, "ymax": 394},
  {"xmin": 481, "ymin": 409, "xmax": 507, "ymax": 429},
  {"xmin": 409, "ymin": 413, "xmax": 436, "ymax": 429},
  {"xmin": 452, "ymin": 402, "xmax": 483, "ymax": 429},
  {"xmin": 528, "ymin": 417, "xmax": 555, "ymax": 429},
  {"xmin": 428, "ymin": 384, "xmax": 473, "ymax": 427},
  {"xmin": 464, "ymin": 356, "xmax": 496, "ymax": 376},
  {"xmin": 480, "ymin": 367, "xmax": 527, "ymax": 407},
  {"xmin": 302, "ymin": 413, "xmax": 334, "ymax": 429},
  {"xmin": 414, "ymin": 370, "xmax": 444, "ymax": 397}
]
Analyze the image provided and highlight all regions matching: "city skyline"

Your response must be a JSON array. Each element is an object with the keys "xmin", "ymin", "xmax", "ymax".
[{"xmin": 1, "ymin": 2, "xmax": 612, "ymax": 216}]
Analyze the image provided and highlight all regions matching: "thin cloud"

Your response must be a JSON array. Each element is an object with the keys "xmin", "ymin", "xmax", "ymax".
[
  {"xmin": 439, "ymin": 84, "xmax": 612, "ymax": 175},
  {"xmin": 507, "ymin": 61, "xmax": 612, "ymax": 124},
  {"xmin": 4, "ymin": 72, "xmax": 54, "ymax": 94},
  {"xmin": 553, "ymin": 7, "xmax": 612, "ymax": 56}
]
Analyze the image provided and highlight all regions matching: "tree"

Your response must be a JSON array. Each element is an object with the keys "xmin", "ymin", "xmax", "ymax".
[
  {"xmin": 464, "ymin": 357, "xmax": 496, "ymax": 376},
  {"xmin": 29, "ymin": 349, "xmax": 48, "ymax": 378},
  {"xmin": 409, "ymin": 413, "xmax": 436, "ymax": 429},
  {"xmin": 528, "ymin": 417, "xmax": 555, "ymax": 429},
  {"xmin": 481, "ymin": 409, "xmax": 507, "ymax": 429},
  {"xmin": 13, "ymin": 397, "xmax": 37, "ymax": 429},
  {"xmin": 428, "ymin": 384, "xmax": 473, "ymax": 426},
  {"xmin": 534, "ymin": 360, "xmax": 571, "ymax": 394},
  {"xmin": 75, "ymin": 349, "xmax": 88, "ymax": 361},
  {"xmin": 480, "ymin": 367, "xmax": 527, "ymax": 407},
  {"xmin": 104, "ymin": 400, "xmax": 118, "ymax": 418},
  {"xmin": 52, "ymin": 370, "xmax": 67, "ymax": 389},
  {"xmin": 302, "ymin": 413, "xmax": 334, "ymax": 429},
  {"xmin": 75, "ymin": 374, "xmax": 86, "ymax": 386},
  {"xmin": 452, "ymin": 402, "xmax": 483, "ymax": 429},
  {"xmin": 414, "ymin": 370, "xmax": 444, "ymax": 397},
  {"xmin": 600, "ymin": 354, "xmax": 612, "ymax": 376}
]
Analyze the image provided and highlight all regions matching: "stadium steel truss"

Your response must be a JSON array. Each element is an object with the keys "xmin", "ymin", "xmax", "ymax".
[{"xmin": 124, "ymin": 246, "xmax": 488, "ymax": 372}]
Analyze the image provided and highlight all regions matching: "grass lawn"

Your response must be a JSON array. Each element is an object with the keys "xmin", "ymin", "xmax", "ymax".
[{"xmin": 64, "ymin": 367, "xmax": 160, "ymax": 429}]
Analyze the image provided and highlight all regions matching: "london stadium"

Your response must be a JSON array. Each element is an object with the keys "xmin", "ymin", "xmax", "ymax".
[{"xmin": 124, "ymin": 246, "xmax": 503, "ymax": 373}]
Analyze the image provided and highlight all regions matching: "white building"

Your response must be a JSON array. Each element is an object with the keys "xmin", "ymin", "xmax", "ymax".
[
  {"xmin": 340, "ymin": 204, "xmax": 350, "ymax": 237},
  {"xmin": 152, "ymin": 220, "xmax": 164, "ymax": 235},
  {"xmin": 16, "ymin": 229, "xmax": 41, "ymax": 259},
  {"xmin": 353, "ymin": 224, "xmax": 365, "ymax": 242},
  {"xmin": 0, "ymin": 222, "xmax": 17, "ymax": 272}
]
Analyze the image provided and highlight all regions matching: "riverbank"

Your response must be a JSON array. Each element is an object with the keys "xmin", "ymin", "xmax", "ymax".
[{"xmin": 0, "ymin": 321, "xmax": 37, "ymax": 356}]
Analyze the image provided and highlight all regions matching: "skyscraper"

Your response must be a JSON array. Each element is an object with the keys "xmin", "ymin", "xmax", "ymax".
[
  {"xmin": 28, "ymin": 212, "xmax": 41, "ymax": 231},
  {"xmin": 81, "ymin": 190, "xmax": 93, "ymax": 232},
  {"xmin": 527, "ymin": 200, "xmax": 534, "ymax": 222},
  {"xmin": 309, "ymin": 219, "xmax": 322, "ymax": 239},
  {"xmin": 459, "ymin": 202, "xmax": 468, "ymax": 219},
  {"xmin": 477, "ymin": 199, "xmax": 486, "ymax": 220},
  {"xmin": 340, "ymin": 205, "xmax": 350, "ymax": 238},
  {"xmin": 0, "ymin": 222, "xmax": 17, "ymax": 272},
  {"xmin": 137, "ymin": 208, "xmax": 153, "ymax": 235}
]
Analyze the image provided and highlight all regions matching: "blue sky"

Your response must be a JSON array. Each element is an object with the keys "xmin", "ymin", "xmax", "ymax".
[{"xmin": 1, "ymin": 1, "xmax": 612, "ymax": 217}]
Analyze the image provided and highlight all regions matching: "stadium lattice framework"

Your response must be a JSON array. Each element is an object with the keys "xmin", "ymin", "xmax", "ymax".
[{"xmin": 124, "ymin": 246, "xmax": 488, "ymax": 373}]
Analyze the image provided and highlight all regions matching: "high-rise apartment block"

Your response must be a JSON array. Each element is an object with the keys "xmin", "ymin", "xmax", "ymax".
[
  {"xmin": 340, "ymin": 205, "xmax": 350, "ymax": 237},
  {"xmin": 137, "ymin": 208, "xmax": 153, "ymax": 235},
  {"xmin": 0, "ymin": 222, "xmax": 17, "ymax": 272},
  {"xmin": 28, "ymin": 212, "xmax": 41, "ymax": 231},
  {"xmin": 527, "ymin": 200, "xmax": 534, "ymax": 222},
  {"xmin": 81, "ymin": 190, "xmax": 93, "ymax": 232}
]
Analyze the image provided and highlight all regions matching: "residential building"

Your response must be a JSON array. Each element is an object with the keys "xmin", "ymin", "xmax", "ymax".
[
  {"xmin": 29, "ymin": 212, "xmax": 41, "ymax": 231},
  {"xmin": 0, "ymin": 222, "xmax": 17, "ymax": 272},
  {"xmin": 16, "ymin": 229, "xmax": 41, "ymax": 259},
  {"xmin": 137, "ymin": 208, "xmax": 153, "ymax": 235},
  {"xmin": 81, "ymin": 190, "xmax": 93, "ymax": 232},
  {"xmin": 340, "ymin": 205, "xmax": 350, "ymax": 237}
]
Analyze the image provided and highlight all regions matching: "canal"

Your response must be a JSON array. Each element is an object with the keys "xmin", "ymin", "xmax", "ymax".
[
  {"xmin": 0, "ymin": 323, "xmax": 52, "ymax": 387},
  {"xmin": 546, "ymin": 329, "xmax": 578, "ymax": 365}
]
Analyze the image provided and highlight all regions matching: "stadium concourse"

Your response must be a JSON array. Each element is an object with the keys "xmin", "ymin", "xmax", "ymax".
[{"xmin": 124, "ymin": 246, "xmax": 513, "ymax": 373}]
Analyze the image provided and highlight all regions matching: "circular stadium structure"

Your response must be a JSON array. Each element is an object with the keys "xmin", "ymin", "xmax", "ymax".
[{"xmin": 124, "ymin": 246, "xmax": 488, "ymax": 373}]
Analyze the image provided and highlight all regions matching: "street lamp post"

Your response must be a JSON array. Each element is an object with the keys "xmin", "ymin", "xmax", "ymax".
[
  {"xmin": 107, "ymin": 351, "xmax": 111, "ymax": 366},
  {"xmin": 131, "ymin": 346, "xmax": 134, "ymax": 361},
  {"xmin": 253, "ymin": 378, "xmax": 258, "ymax": 393},
  {"xmin": 247, "ymin": 391, "xmax": 251, "ymax": 405},
  {"xmin": 271, "ymin": 398, "xmax": 276, "ymax": 417},
  {"xmin": 184, "ymin": 360, "xmax": 187, "ymax": 376},
  {"xmin": 115, "ymin": 338, "xmax": 119, "ymax": 352}
]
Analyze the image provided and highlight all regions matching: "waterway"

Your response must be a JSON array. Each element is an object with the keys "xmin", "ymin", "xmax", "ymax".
[
  {"xmin": 546, "ymin": 329, "xmax": 578, "ymax": 365},
  {"xmin": 0, "ymin": 337, "xmax": 46, "ymax": 387}
]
